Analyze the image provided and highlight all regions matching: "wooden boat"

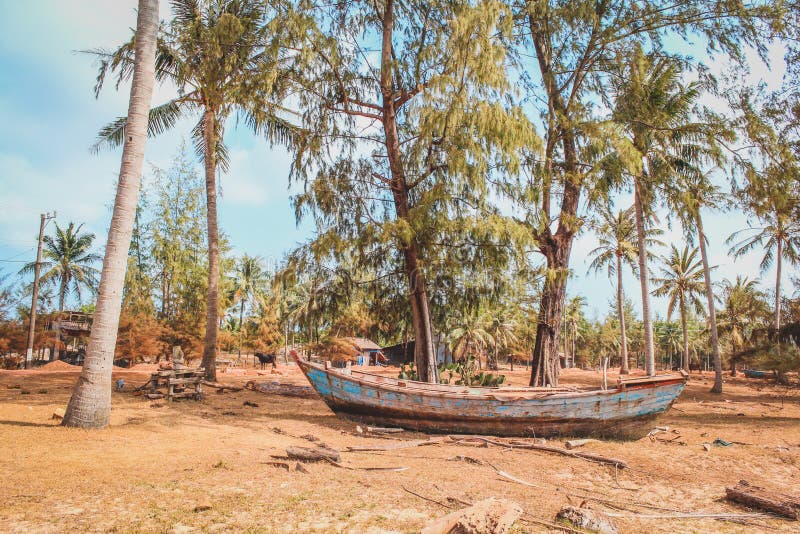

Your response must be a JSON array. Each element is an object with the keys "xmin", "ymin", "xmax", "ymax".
[
  {"xmin": 743, "ymin": 369, "xmax": 770, "ymax": 379},
  {"xmin": 292, "ymin": 354, "xmax": 688, "ymax": 439}
]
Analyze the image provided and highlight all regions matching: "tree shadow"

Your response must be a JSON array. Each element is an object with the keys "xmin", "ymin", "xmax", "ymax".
[{"xmin": 0, "ymin": 419, "xmax": 57, "ymax": 428}]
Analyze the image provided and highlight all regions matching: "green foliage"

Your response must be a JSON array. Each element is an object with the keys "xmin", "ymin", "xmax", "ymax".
[{"xmin": 439, "ymin": 356, "xmax": 506, "ymax": 387}]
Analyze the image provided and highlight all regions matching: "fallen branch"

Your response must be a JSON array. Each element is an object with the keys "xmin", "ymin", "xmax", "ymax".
[
  {"xmin": 346, "ymin": 438, "xmax": 443, "ymax": 452},
  {"xmin": 606, "ymin": 512, "xmax": 773, "ymax": 520},
  {"xmin": 202, "ymin": 381, "xmax": 243, "ymax": 392},
  {"xmin": 322, "ymin": 457, "xmax": 408, "ymax": 471},
  {"xmin": 476, "ymin": 437, "xmax": 628, "ymax": 469},
  {"xmin": 564, "ymin": 439, "xmax": 600, "ymax": 449}
]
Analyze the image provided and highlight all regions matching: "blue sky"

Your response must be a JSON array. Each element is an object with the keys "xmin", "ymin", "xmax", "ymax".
[{"xmin": 0, "ymin": 1, "xmax": 795, "ymax": 320}]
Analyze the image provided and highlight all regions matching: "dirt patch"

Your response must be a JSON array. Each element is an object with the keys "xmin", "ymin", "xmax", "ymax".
[{"xmin": 0, "ymin": 366, "xmax": 797, "ymax": 532}]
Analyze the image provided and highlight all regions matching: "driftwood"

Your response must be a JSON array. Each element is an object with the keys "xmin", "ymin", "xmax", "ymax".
[
  {"xmin": 556, "ymin": 506, "xmax": 618, "ymax": 534},
  {"xmin": 421, "ymin": 497, "xmax": 523, "ymax": 534},
  {"xmin": 473, "ymin": 437, "xmax": 628, "ymax": 468},
  {"xmin": 286, "ymin": 446, "xmax": 341, "ymax": 463},
  {"xmin": 346, "ymin": 438, "xmax": 443, "ymax": 452},
  {"xmin": 245, "ymin": 380, "xmax": 316, "ymax": 398},
  {"xmin": 564, "ymin": 439, "xmax": 600, "ymax": 449},
  {"xmin": 367, "ymin": 426, "xmax": 405, "ymax": 434},
  {"xmin": 725, "ymin": 480, "xmax": 800, "ymax": 520}
]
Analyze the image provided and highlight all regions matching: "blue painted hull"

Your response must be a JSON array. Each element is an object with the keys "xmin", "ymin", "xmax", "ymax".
[{"xmin": 294, "ymin": 357, "xmax": 687, "ymax": 439}]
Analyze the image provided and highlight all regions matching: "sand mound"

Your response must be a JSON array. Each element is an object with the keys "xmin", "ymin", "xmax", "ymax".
[
  {"xmin": 39, "ymin": 360, "xmax": 78, "ymax": 371},
  {"xmin": 127, "ymin": 363, "xmax": 158, "ymax": 372}
]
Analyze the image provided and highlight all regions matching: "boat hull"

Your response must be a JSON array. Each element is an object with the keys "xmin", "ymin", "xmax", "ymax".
[{"xmin": 295, "ymin": 360, "xmax": 686, "ymax": 439}]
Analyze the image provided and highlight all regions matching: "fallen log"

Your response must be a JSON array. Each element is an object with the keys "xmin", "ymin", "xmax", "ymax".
[
  {"xmin": 564, "ymin": 439, "xmax": 600, "ymax": 450},
  {"xmin": 725, "ymin": 480, "xmax": 800, "ymax": 520},
  {"xmin": 286, "ymin": 446, "xmax": 341, "ymax": 463},
  {"xmin": 556, "ymin": 506, "xmax": 618, "ymax": 534},
  {"xmin": 421, "ymin": 497, "xmax": 523, "ymax": 534}
]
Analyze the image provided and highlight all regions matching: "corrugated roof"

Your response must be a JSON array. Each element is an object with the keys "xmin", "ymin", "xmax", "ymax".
[{"xmin": 344, "ymin": 337, "xmax": 381, "ymax": 350}]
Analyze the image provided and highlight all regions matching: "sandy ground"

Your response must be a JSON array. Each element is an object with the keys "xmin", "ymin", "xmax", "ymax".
[{"xmin": 0, "ymin": 362, "xmax": 798, "ymax": 533}]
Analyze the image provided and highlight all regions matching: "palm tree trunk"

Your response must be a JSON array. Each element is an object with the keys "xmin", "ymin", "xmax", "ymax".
[
  {"xmin": 54, "ymin": 275, "xmax": 68, "ymax": 361},
  {"xmin": 238, "ymin": 297, "xmax": 245, "ymax": 358},
  {"xmin": 617, "ymin": 255, "xmax": 629, "ymax": 374},
  {"xmin": 633, "ymin": 179, "xmax": 656, "ymax": 376},
  {"xmin": 62, "ymin": 0, "xmax": 158, "ymax": 428},
  {"xmin": 774, "ymin": 239, "xmax": 782, "ymax": 332},
  {"xmin": 680, "ymin": 295, "xmax": 689, "ymax": 373},
  {"xmin": 201, "ymin": 109, "xmax": 220, "ymax": 382},
  {"xmin": 697, "ymin": 217, "xmax": 723, "ymax": 392}
]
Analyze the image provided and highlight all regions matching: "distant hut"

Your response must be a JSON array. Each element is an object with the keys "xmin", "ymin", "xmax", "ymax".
[{"xmin": 343, "ymin": 337, "xmax": 385, "ymax": 366}]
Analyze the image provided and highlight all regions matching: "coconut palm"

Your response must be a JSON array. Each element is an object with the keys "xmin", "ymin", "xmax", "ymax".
[
  {"xmin": 62, "ymin": 0, "xmax": 159, "ymax": 428},
  {"xmin": 652, "ymin": 245, "xmax": 706, "ymax": 372},
  {"xmin": 611, "ymin": 48, "xmax": 703, "ymax": 376},
  {"xmin": 588, "ymin": 206, "xmax": 661, "ymax": 374},
  {"xmin": 717, "ymin": 276, "xmax": 770, "ymax": 376},
  {"xmin": 727, "ymin": 207, "xmax": 800, "ymax": 332},
  {"xmin": 486, "ymin": 309, "xmax": 518, "ymax": 371},
  {"xmin": 562, "ymin": 296, "xmax": 586, "ymax": 369},
  {"xmin": 90, "ymin": 0, "xmax": 297, "ymax": 380},
  {"xmin": 20, "ymin": 222, "xmax": 101, "ymax": 313},
  {"xmin": 230, "ymin": 254, "xmax": 267, "ymax": 356},
  {"xmin": 656, "ymin": 321, "xmax": 683, "ymax": 370},
  {"xmin": 447, "ymin": 311, "xmax": 494, "ymax": 368},
  {"xmin": 668, "ymin": 170, "xmax": 726, "ymax": 391}
]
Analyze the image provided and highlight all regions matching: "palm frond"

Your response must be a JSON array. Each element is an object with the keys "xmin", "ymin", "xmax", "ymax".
[{"xmin": 91, "ymin": 99, "xmax": 185, "ymax": 153}]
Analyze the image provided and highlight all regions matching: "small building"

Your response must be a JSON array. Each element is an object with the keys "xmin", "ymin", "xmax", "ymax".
[
  {"xmin": 343, "ymin": 337, "xmax": 383, "ymax": 366},
  {"xmin": 381, "ymin": 335, "xmax": 449, "ymax": 366}
]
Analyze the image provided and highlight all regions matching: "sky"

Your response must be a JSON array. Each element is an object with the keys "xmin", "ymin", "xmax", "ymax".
[{"xmin": 0, "ymin": 1, "xmax": 796, "ymax": 321}]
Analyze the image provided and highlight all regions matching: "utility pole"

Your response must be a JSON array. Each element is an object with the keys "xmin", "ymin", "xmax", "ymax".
[{"xmin": 25, "ymin": 211, "xmax": 55, "ymax": 369}]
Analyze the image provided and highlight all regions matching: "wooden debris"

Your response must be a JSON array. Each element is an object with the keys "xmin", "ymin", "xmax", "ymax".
[
  {"xmin": 286, "ymin": 446, "xmax": 341, "ymax": 463},
  {"xmin": 264, "ymin": 461, "xmax": 290, "ymax": 470},
  {"xmin": 421, "ymin": 497, "xmax": 523, "ymax": 534},
  {"xmin": 346, "ymin": 438, "xmax": 443, "ymax": 452},
  {"xmin": 322, "ymin": 457, "xmax": 409, "ymax": 472},
  {"xmin": 243, "ymin": 401, "xmax": 259, "ymax": 408},
  {"xmin": 556, "ymin": 506, "xmax": 618, "ymax": 534},
  {"xmin": 564, "ymin": 438, "xmax": 600, "ymax": 450},
  {"xmin": 193, "ymin": 504, "xmax": 212, "ymax": 512},
  {"xmin": 367, "ymin": 426, "xmax": 405, "ymax": 434},
  {"xmin": 725, "ymin": 480, "xmax": 800, "ymax": 520},
  {"xmin": 202, "ymin": 381, "xmax": 243, "ymax": 393},
  {"xmin": 294, "ymin": 463, "xmax": 309, "ymax": 474},
  {"xmin": 51, "ymin": 407, "xmax": 65, "ymax": 420},
  {"xmin": 474, "ymin": 437, "xmax": 628, "ymax": 469},
  {"xmin": 447, "ymin": 455, "xmax": 484, "ymax": 465}
]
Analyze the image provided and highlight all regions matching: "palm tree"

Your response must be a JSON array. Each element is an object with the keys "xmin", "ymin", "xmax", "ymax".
[
  {"xmin": 231, "ymin": 254, "xmax": 267, "ymax": 356},
  {"xmin": 717, "ymin": 276, "xmax": 770, "ymax": 376},
  {"xmin": 562, "ymin": 296, "xmax": 586, "ymax": 369},
  {"xmin": 486, "ymin": 309, "xmax": 518, "ymax": 371},
  {"xmin": 588, "ymin": 206, "xmax": 660, "ymax": 374},
  {"xmin": 62, "ymin": 0, "xmax": 159, "ymax": 428},
  {"xmin": 447, "ymin": 311, "xmax": 494, "ymax": 369},
  {"xmin": 20, "ymin": 222, "xmax": 101, "ymax": 312},
  {"xmin": 20, "ymin": 222, "xmax": 101, "ymax": 360},
  {"xmin": 656, "ymin": 321, "xmax": 683, "ymax": 370},
  {"xmin": 727, "ymin": 208, "xmax": 800, "ymax": 332},
  {"xmin": 91, "ymin": 0, "xmax": 297, "ymax": 381},
  {"xmin": 611, "ymin": 49, "xmax": 703, "ymax": 376},
  {"xmin": 668, "ymin": 170, "xmax": 726, "ymax": 391},
  {"xmin": 652, "ymin": 245, "xmax": 706, "ymax": 372}
]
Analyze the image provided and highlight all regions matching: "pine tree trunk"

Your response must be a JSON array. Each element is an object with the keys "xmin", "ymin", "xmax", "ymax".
[
  {"xmin": 62, "ymin": 0, "xmax": 158, "ymax": 428},
  {"xmin": 633, "ymin": 179, "xmax": 655, "ymax": 376},
  {"xmin": 380, "ymin": 0, "xmax": 436, "ymax": 382},
  {"xmin": 697, "ymin": 217, "xmax": 722, "ymax": 392},
  {"xmin": 680, "ymin": 295, "xmax": 689, "ymax": 372},
  {"xmin": 774, "ymin": 239, "xmax": 782, "ymax": 332},
  {"xmin": 617, "ymin": 254, "xmax": 629, "ymax": 374},
  {"xmin": 529, "ymin": 248, "xmax": 568, "ymax": 387},
  {"xmin": 201, "ymin": 109, "xmax": 220, "ymax": 382}
]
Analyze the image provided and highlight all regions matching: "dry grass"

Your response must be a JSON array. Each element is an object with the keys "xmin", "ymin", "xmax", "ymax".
[{"xmin": 0, "ymin": 363, "xmax": 798, "ymax": 533}]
